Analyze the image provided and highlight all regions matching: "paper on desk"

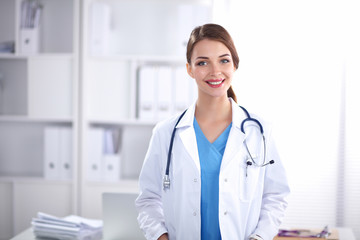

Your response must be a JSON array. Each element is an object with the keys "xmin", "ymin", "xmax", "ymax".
[{"xmin": 31, "ymin": 212, "xmax": 103, "ymax": 240}]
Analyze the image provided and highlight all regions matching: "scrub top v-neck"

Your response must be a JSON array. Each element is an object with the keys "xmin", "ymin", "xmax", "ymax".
[{"xmin": 194, "ymin": 118, "xmax": 232, "ymax": 240}]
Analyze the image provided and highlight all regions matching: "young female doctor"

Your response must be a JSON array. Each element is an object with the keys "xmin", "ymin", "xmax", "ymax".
[{"xmin": 135, "ymin": 23, "xmax": 290, "ymax": 240}]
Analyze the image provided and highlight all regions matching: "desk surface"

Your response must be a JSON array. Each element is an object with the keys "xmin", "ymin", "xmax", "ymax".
[{"xmin": 10, "ymin": 227, "xmax": 356, "ymax": 240}]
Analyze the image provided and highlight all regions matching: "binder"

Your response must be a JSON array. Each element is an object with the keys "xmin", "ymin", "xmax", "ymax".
[
  {"xmin": 19, "ymin": 28, "xmax": 40, "ymax": 54},
  {"xmin": 176, "ymin": 4, "xmax": 211, "ymax": 55},
  {"xmin": 138, "ymin": 66, "xmax": 156, "ymax": 120},
  {"xmin": 59, "ymin": 127, "xmax": 73, "ymax": 180},
  {"xmin": 87, "ymin": 128, "xmax": 104, "ymax": 181},
  {"xmin": 189, "ymin": 73, "xmax": 198, "ymax": 103},
  {"xmin": 44, "ymin": 127, "xmax": 60, "ymax": 179},
  {"xmin": 176, "ymin": 4, "xmax": 194, "ymax": 56},
  {"xmin": 19, "ymin": 0, "xmax": 42, "ymax": 54},
  {"xmin": 157, "ymin": 66, "xmax": 173, "ymax": 120},
  {"xmin": 174, "ymin": 67, "xmax": 192, "ymax": 114},
  {"xmin": 90, "ymin": 2, "xmax": 111, "ymax": 55},
  {"xmin": 102, "ymin": 129, "xmax": 121, "ymax": 182},
  {"xmin": 102, "ymin": 154, "xmax": 120, "ymax": 182}
]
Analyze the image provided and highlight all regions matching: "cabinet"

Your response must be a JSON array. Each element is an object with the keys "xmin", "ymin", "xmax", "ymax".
[
  {"xmin": 0, "ymin": 0, "xmax": 213, "ymax": 238},
  {"xmin": 0, "ymin": 0, "xmax": 79, "ymax": 238},
  {"xmin": 79, "ymin": 0, "xmax": 212, "ymax": 218}
]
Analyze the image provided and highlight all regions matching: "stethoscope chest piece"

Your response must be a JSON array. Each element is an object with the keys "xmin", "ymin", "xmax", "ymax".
[{"xmin": 163, "ymin": 175, "xmax": 170, "ymax": 190}]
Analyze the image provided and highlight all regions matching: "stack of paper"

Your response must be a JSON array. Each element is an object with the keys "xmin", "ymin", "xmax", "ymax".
[{"xmin": 31, "ymin": 212, "xmax": 103, "ymax": 240}]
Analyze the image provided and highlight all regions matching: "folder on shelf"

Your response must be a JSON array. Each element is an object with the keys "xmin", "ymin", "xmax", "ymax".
[
  {"xmin": 102, "ymin": 154, "xmax": 120, "ymax": 182},
  {"xmin": 102, "ymin": 129, "xmax": 121, "ymax": 182},
  {"xmin": 20, "ymin": 0, "xmax": 42, "ymax": 54},
  {"xmin": 189, "ymin": 74, "xmax": 198, "ymax": 103},
  {"xmin": 90, "ymin": 2, "xmax": 111, "ymax": 55},
  {"xmin": 87, "ymin": 128, "xmax": 122, "ymax": 182},
  {"xmin": 176, "ymin": 4, "xmax": 194, "ymax": 56},
  {"xmin": 19, "ymin": 28, "xmax": 40, "ymax": 54},
  {"xmin": 138, "ymin": 66, "xmax": 156, "ymax": 120},
  {"xmin": 157, "ymin": 66, "xmax": 173, "ymax": 120},
  {"xmin": 59, "ymin": 126, "xmax": 73, "ymax": 180},
  {"xmin": 44, "ymin": 126, "xmax": 73, "ymax": 180},
  {"xmin": 87, "ymin": 128, "xmax": 104, "ymax": 182},
  {"xmin": 174, "ymin": 67, "xmax": 191, "ymax": 115},
  {"xmin": 176, "ymin": 4, "xmax": 211, "ymax": 56},
  {"xmin": 44, "ymin": 127, "xmax": 60, "ymax": 179}
]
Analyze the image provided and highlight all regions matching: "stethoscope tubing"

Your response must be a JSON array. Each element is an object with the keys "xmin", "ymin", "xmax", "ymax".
[{"xmin": 163, "ymin": 105, "xmax": 273, "ymax": 190}]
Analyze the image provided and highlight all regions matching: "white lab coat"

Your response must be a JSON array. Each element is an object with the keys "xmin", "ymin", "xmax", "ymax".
[{"xmin": 136, "ymin": 98, "xmax": 290, "ymax": 240}]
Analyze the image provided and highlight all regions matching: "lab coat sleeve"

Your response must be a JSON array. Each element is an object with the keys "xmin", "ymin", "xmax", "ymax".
[
  {"xmin": 135, "ymin": 123, "xmax": 168, "ymax": 240},
  {"xmin": 252, "ymin": 127, "xmax": 290, "ymax": 240}
]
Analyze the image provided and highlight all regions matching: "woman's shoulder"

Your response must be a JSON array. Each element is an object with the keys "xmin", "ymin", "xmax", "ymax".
[{"xmin": 153, "ymin": 112, "xmax": 186, "ymax": 135}]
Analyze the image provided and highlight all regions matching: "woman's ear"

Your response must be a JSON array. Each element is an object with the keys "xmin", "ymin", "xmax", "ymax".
[{"xmin": 186, "ymin": 63, "xmax": 194, "ymax": 78}]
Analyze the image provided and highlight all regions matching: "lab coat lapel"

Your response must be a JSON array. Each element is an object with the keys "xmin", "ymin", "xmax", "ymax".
[
  {"xmin": 221, "ymin": 99, "xmax": 247, "ymax": 170},
  {"xmin": 177, "ymin": 103, "xmax": 201, "ymax": 172}
]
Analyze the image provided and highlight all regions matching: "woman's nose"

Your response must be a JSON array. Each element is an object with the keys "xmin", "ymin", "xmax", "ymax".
[{"xmin": 210, "ymin": 63, "xmax": 222, "ymax": 76}]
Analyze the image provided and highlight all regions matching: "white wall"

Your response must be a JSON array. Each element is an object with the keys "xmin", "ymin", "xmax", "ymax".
[{"xmin": 214, "ymin": 0, "xmax": 360, "ymax": 237}]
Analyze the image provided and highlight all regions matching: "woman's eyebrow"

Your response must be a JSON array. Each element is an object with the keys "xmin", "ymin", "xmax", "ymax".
[
  {"xmin": 195, "ymin": 54, "xmax": 230, "ymax": 60},
  {"xmin": 195, "ymin": 56, "xmax": 209, "ymax": 60},
  {"xmin": 219, "ymin": 54, "xmax": 231, "ymax": 58}
]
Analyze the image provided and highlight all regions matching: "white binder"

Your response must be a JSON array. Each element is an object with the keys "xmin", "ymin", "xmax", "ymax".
[
  {"xmin": 87, "ymin": 128, "xmax": 104, "ymax": 181},
  {"xmin": 59, "ymin": 127, "xmax": 73, "ymax": 180},
  {"xmin": 102, "ymin": 154, "xmax": 120, "ymax": 182},
  {"xmin": 90, "ymin": 2, "xmax": 111, "ymax": 55},
  {"xmin": 138, "ymin": 66, "xmax": 156, "ymax": 120},
  {"xmin": 102, "ymin": 129, "xmax": 121, "ymax": 182},
  {"xmin": 19, "ymin": 28, "xmax": 39, "ymax": 54},
  {"xmin": 174, "ymin": 67, "xmax": 191, "ymax": 114},
  {"xmin": 44, "ymin": 127, "xmax": 60, "ymax": 179},
  {"xmin": 157, "ymin": 66, "xmax": 173, "ymax": 120}
]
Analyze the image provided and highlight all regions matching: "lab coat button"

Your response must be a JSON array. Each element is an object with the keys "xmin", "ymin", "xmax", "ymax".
[
  {"xmin": 224, "ymin": 178, "xmax": 228, "ymax": 182},
  {"xmin": 194, "ymin": 178, "xmax": 197, "ymax": 182},
  {"xmin": 224, "ymin": 211, "xmax": 228, "ymax": 215},
  {"xmin": 193, "ymin": 211, "xmax": 197, "ymax": 216}
]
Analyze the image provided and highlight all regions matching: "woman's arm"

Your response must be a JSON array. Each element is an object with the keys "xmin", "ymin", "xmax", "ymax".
[{"xmin": 135, "ymin": 125, "xmax": 169, "ymax": 240}]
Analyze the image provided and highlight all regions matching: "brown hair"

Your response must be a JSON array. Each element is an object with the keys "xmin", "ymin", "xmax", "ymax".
[{"xmin": 186, "ymin": 23, "xmax": 239, "ymax": 102}]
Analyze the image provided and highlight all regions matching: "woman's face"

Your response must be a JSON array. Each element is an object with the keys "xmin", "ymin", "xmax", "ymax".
[{"xmin": 187, "ymin": 39, "xmax": 236, "ymax": 100}]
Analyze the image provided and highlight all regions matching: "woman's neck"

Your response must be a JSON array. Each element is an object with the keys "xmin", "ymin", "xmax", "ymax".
[{"xmin": 195, "ymin": 95, "xmax": 232, "ymax": 124}]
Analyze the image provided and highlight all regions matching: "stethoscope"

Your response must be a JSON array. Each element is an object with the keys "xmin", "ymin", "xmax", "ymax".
[{"xmin": 163, "ymin": 105, "xmax": 275, "ymax": 190}]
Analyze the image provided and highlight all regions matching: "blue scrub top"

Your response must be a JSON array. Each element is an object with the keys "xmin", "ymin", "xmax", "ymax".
[{"xmin": 194, "ymin": 118, "xmax": 232, "ymax": 240}]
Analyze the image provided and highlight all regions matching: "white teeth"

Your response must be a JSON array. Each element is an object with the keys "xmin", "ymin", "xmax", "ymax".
[{"xmin": 208, "ymin": 80, "xmax": 223, "ymax": 85}]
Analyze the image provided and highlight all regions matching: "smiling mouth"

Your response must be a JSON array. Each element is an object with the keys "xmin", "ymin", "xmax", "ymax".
[{"xmin": 206, "ymin": 79, "xmax": 225, "ymax": 87}]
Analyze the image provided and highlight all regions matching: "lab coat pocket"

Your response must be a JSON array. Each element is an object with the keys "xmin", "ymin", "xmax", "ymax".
[{"xmin": 238, "ymin": 160, "xmax": 260, "ymax": 202}]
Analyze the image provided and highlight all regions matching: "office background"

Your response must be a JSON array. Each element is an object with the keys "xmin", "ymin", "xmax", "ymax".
[{"xmin": 0, "ymin": 0, "xmax": 359, "ymax": 239}]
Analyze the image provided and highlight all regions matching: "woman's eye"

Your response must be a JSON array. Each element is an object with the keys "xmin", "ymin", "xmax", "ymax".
[
  {"xmin": 197, "ymin": 61, "xmax": 207, "ymax": 66},
  {"xmin": 221, "ymin": 59, "xmax": 230, "ymax": 64}
]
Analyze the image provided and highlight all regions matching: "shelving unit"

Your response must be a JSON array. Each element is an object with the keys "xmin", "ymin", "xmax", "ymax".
[
  {"xmin": 79, "ymin": 0, "xmax": 212, "ymax": 218},
  {"xmin": 0, "ymin": 0, "xmax": 213, "ymax": 238},
  {"xmin": 0, "ymin": 0, "xmax": 79, "ymax": 239}
]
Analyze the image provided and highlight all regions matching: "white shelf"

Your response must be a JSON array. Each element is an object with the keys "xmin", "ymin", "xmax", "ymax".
[
  {"xmin": 0, "ymin": 115, "xmax": 73, "ymax": 124},
  {"xmin": 0, "ymin": 53, "xmax": 74, "ymax": 59},
  {"xmin": 88, "ymin": 118, "xmax": 156, "ymax": 126},
  {"xmin": 84, "ymin": 179, "xmax": 139, "ymax": 188},
  {"xmin": 0, "ymin": 53, "xmax": 26, "ymax": 59},
  {"xmin": 0, "ymin": 176, "xmax": 73, "ymax": 185},
  {"xmin": 87, "ymin": 54, "xmax": 185, "ymax": 63}
]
